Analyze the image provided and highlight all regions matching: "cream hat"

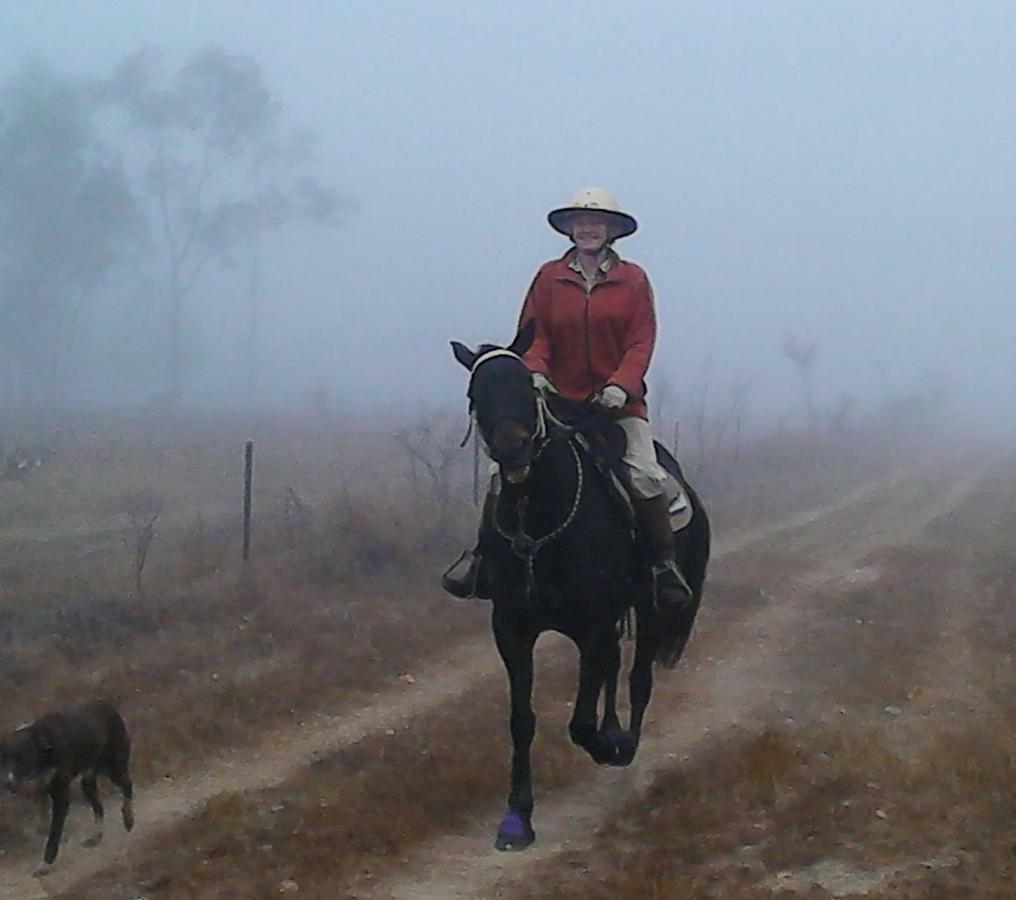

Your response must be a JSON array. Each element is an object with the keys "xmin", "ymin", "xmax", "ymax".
[{"xmin": 547, "ymin": 186, "xmax": 638, "ymax": 241}]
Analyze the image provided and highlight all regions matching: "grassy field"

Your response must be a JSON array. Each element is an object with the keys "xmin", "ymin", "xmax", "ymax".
[{"xmin": 1, "ymin": 411, "xmax": 1006, "ymax": 898}]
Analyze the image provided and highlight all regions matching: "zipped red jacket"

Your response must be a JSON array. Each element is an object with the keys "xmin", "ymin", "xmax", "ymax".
[{"xmin": 517, "ymin": 249, "xmax": 656, "ymax": 419}]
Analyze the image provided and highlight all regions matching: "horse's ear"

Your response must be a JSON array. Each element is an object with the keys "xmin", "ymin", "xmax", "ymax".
[
  {"xmin": 508, "ymin": 319, "xmax": 536, "ymax": 358},
  {"xmin": 451, "ymin": 341, "xmax": 478, "ymax": 371}
]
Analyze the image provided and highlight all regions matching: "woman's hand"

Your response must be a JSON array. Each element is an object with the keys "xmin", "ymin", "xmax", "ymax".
[
  {"xmin": 595, "ymin": 385, "xmax": 628, "ymax": 410},
  {"xmin": 532, "ymin": 373, "xmax": 559, "ymax": 395}
]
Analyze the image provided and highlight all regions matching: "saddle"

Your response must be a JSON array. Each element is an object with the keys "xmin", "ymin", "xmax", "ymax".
[{"xmin": 544, "ymin": 396, "xmax": 693, "ymax": 533}]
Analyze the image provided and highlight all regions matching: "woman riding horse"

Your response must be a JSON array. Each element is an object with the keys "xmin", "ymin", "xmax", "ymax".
[{"xmin": 444, "ymin": 186, "xmax": 692, "ymax": 612}]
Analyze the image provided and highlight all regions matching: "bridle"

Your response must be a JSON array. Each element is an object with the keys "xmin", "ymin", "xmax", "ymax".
[
  {"xmin": 466, "ymin": 348, "xmax": 584, "ymax": 602},
  {"xmin": 464, "ymin": 348, "xmax": 550, "ymax": 450}
]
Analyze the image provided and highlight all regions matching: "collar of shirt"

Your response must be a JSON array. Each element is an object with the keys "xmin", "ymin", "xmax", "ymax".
[{"xmin": 567, "ymin": 248, "xmax": 618, "ymax": 287}]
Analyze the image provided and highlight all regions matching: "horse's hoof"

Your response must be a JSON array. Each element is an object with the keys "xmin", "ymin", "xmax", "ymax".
[
  {"xmin": 601, "ymin": 729, "xmax": 638, "ymax": 767},
  {"xmin": 494, "ymin": 810, "xmax": 535, "ymax": 851}
]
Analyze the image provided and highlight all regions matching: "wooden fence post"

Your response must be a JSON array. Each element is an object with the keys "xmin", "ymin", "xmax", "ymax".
[{"xmin": 242, "ymin": 440, "xmax": 254, "ymax": 562}]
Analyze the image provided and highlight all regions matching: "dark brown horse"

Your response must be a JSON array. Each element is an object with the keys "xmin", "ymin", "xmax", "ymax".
[{"xmin": 451, "ymin": 321, "xmax": 710, "ymax": 850}]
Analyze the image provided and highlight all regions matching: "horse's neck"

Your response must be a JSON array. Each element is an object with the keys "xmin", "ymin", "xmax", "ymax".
[
  {"xmin": 495, "ymin": 441, "xmax": 574, "ymax": 529},
  {"xmin": 523, "ymin": 439, "xmax": 597, "ymax": 525}
]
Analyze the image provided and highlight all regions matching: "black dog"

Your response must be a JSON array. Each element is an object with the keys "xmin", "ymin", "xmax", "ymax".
[{"xmin": 0, "ymin": 700, "xmax": 134, "ymax": 873}]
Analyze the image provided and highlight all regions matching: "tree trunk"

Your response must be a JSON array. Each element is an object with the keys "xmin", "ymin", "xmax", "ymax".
[
  {"xmin": 245, "ymin": 231, "xmax": 261, "ymax": 406},
  {"xmin": 168, "ymin": 264, "xmax": 184, "ymax": 409}
]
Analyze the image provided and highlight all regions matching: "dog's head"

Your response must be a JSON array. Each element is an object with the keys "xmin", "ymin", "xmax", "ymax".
[{"xmin": 0, "ymin": 723, "xmax": 54, "ymax": 797}]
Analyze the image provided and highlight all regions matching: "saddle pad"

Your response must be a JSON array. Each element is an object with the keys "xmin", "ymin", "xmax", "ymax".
[
  {"xmin": 604, "ymin": 468, "xmax": 693, "ymax": 534},
  {"xmin": 664, "ymin": 476, "xmax": 693, "ymax": 532}
]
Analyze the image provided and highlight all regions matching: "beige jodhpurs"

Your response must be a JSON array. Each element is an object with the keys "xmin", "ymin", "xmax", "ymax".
[{"xmin": 617, "ymin": 416, "xmax": 669, "ymax": 500}]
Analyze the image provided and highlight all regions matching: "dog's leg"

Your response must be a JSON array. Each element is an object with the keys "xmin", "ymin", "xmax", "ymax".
[
  {"xmin": 35, "ymin": 779, "xmax": 70, "ymax": 874},
  {"xmin": 81, "ymin": 772, "xmax": 104, "ymax": 847},
  {"xmin": 34, "ymin": 788, "xmax": 49, "ymax": 837},
  {"xmin": 109, "ymin": 757, "xmax": 134, "ymax": 832}
]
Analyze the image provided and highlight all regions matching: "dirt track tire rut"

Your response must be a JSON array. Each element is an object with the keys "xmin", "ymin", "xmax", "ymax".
[
  {"xmin": 370, "ymin": 462, "xmax": 991, "ymax": 899},
  {"xmin": 0, "ymin": 462, "xmax": 981, "ymax": 898}
]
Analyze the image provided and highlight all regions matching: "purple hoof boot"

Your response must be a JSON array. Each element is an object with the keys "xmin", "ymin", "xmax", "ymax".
[{"xmin": 495, "ymin": 810, "xmax": 535, "ymax": 851}]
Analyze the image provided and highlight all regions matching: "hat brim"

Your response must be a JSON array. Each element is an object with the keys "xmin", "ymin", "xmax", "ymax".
[{"xmin": 548, "ymin": 207, "xmax": 638, "ymax": 241}]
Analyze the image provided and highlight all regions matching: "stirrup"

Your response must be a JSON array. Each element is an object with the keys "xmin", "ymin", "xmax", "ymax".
[
  {"xmin": 441, "ymin": 550, "xmax": 484, "ymax": 600},
  {"xmin": 650, "ymin": 560, "xmax": 693, "ymax": 612}
]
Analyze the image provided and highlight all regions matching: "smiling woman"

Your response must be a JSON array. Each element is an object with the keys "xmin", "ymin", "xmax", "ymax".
[{"xmin": 443, "ymin": 187, "xmax": 693, "ymax": 613}]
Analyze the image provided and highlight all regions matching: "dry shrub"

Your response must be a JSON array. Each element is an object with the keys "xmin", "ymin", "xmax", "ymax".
[
  {"xmin": 176, "ymin": 512, "xmax": 232, "ymax": 583},
  {"xmin": 262, "ymin": 484, "xmax": 471, "ymax": 587}
]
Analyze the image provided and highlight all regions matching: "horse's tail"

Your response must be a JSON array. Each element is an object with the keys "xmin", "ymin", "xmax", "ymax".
[{"xmin": 654, "ymin": 490, "xmax": 711, "ymax": 668}]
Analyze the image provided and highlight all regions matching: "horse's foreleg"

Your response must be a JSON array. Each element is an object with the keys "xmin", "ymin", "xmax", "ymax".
[
  {"xmin": 493, "ymin": 617, "xmax": 537, "ymax": 851},
  {"xmin": 600, "ymin": 636, "xmax": 621, "ymax": 735}
]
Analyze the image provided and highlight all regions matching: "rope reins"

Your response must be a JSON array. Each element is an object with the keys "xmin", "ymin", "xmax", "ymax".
[
  {"xmin": 466, "ymin": 346, "xmax": 585, "ymax": 602},
  {"xmin": 492, "ymin": 437, "xmax": 584, "ymax": 602}
]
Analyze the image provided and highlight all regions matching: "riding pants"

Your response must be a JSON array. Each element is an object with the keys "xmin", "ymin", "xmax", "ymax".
[{"xmin": 617, "ymin": 416, "xmax": 669, "ymax": 500}]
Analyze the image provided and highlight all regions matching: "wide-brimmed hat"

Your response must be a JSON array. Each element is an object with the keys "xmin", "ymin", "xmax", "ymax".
[{"xmin": 547, "ymin": 187, "xmax": 638, "ymax": 241}]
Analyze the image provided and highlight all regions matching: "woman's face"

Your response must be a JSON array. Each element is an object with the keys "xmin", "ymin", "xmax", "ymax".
[{"xmin": 569, "ymin": 213, "xmax": 610, "ymax": 253}]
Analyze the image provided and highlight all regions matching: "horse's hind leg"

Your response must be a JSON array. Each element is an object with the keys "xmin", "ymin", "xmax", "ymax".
[
  {"xmin": 570, "ymin": 627, "xmax": 633, "ymax": 766},
  {"xmin": 599, "ymin": 633, "xmax": 638, "ymax": 767},
  {"xmin": 493, "ymin": 616, "xmax": 537, "ymax": 851},
  {"xmin": 627, "ymin": 611, "xmax": 657, "ymax": 750}
]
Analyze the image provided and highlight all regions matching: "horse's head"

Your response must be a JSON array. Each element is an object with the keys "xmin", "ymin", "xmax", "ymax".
[{"xmin": 451, "ymin": 320, "xmax": 539, "ymax": 485}]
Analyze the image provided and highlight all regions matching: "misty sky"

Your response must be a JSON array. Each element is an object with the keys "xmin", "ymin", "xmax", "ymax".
[{"xmin": 3, "ymin": 1, "xmax": 1014, "ymax": 427}]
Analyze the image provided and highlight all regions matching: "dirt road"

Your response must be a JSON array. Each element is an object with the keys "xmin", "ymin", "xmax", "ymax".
[
  {"xmin": 371, "ymin": 462, "xmax": 989, "ymax": 899},
  {"xmin": 0, "ymin": 458, "xmax": 989, "ymax": 898}
]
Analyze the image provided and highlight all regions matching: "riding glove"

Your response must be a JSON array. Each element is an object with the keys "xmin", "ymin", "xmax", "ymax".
[
  {"xmin": 596, "ymin": 385, "xmax": 628, "ymax": 410},
  {"xmin": 532, "ymin": 373, "xmax": 559, "ymax": 395}
]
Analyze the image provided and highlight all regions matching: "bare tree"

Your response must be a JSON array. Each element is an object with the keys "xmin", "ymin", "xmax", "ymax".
[
  {"xmin": 235, "ymin": 136, "xmax": 347, "ymax": 404},
  {"xmin": 782, "ymin": 333, "xmax": 819, "ymax": 433},
  {"xmin": 104, "ymin": 47, "xmax": 344, "ymax": 407},
  {"xmin": 828, "ymin": 393, "xmax": 858, "ymax": 434},
  {"xmin": 395, "ymin": 416, "xmax": 464, "ymax": 530},
  {"xmin": 0, "ymin": 60, "xmax": 140, "ymax": 405},
  {"xmin": 122, "ymin": 489, "xmax": 162, "ymax": 597},
  {"xmin": 649, "ymin": 368, "xmax": 677, "ymax": 441},
  {"xmin": 690, "ymin": 351, "xmax": 714, "ymax": 467},
  {"xmin": 710, "ymin": 374, "xmax": 754, "ymax": 463}
]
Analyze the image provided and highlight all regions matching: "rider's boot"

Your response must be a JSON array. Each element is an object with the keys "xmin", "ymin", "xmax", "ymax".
[
  {"xmin": 441, "ymin": 492, "xmax": 496, "ymax": 599},
  {"xmin": 636, "ymin": 494, "xmax": 694, "ymax": 612}
]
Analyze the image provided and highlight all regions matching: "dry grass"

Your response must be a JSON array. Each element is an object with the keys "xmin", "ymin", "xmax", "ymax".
[
  {"xmin": 0, "ymin": 412, "xmax": 488, "ymax": 862},
  {"xmin": 515, "ymin": 457, "xmax": 1016, "ymax": 900},
  {"xmin": 64, "ymin": 658, "xmax": 605, "ymax": 899},
  {"xmin": 0, "ymin": 410, "xmax": 928, "ymax": 893},
  {"xmin": 514, "ymin": 713, "xmax": 1013, "ymax": 900}
]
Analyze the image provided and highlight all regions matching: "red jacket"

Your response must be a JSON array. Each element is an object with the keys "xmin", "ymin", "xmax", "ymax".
[{"xmin": 518, "ymin": 249, "xmax": 656, "ymax": 419}]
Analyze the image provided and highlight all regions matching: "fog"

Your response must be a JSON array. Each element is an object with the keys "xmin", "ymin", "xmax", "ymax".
[{"xmin": 2, "ymin": 1, "xmax": 1014, "ymax": 433}]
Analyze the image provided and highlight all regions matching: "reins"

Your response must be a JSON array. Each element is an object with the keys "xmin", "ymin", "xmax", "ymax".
[
  {"xmin": 468, "ymin": 348, "xmax": 587, "ymax": 603},
  {"xmin": 492, "ymin": 437, "xmax": 584, "ymax": 603}
]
